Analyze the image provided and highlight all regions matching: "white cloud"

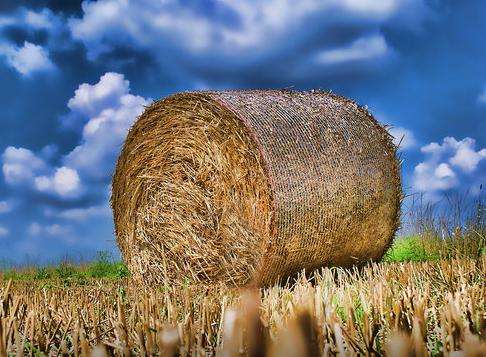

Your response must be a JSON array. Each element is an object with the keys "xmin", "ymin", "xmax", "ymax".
[
  {"xmin": 45, "ymin": 224, "xmax": 70, "ymax": 236},
  {"xmin": 421, "ymin": 137, "xmax": 486, "ymax": 173},
  {"xmin": 421, "ymin": 141, "xmax": 442, "ymax": 155},
  {"xmin": 0, "ymin": 41, "xmax": 55, "ymax": 76},
  {"xmin": 0, "ymin": 16, "xmax": 15, "ymax": 27},
  {"xmin": 56, "ymin": 205, "xmax": 111, "ymax": 221},
  {"xmin": 69, "ymin": 0, "xmax": 424, "ymax": 59},
  {"xmin": 28, "ymin": 222, "xmax": 70, "ymax": 237},
  {"xmin": 0, "ymin": 201, "xmax": 11, "ymax": 214},
  {"xmin": 24, "ymin": 8, "xmax": 56, "ymax": 30},
  {"xmin": 0, "ymin": 8, "xmax": 63, "ymax": 77},
  {"xmin": 412, "ymin": 136, "xmax": 486, "ymax": 201},
  {"xmin": 63, "ymin": 72, "xmax": 150, "ymax": 179},
  {"xmin": 435, "ymin": 162, "xmax": 455, "ymax": 179},
  {"xmin": 316, "ymin": 34, "xmax": 389, "ymax": 64},
  {"xmin": 0, "ymin": 7, "xmax": 59, "ymax": 31},
  {"xmin": 338, "ymin": 0, "xmax": 399, "ymax": 15},
  {"xmin": 2, "ymin": 72, "xmax": 149, "ymax": 202},
  {"xmin": 35, "ymin": 167, "xmax": 82, "ymax": 198},
  {"xmin": 2, "ymin": 147, "xmax": 82, "ymax": 199},
  {"xmin": 27, "ymin": 222, "xmax": 42, "ymax": 236},
  {"xmin": 449, "ymin": 139, "xmax": 486, "ymax": 173},
  {"xmin": 2, "ymin": 147, "xmax": 47, "ymax": 185},
  {"xmin": 478, "ymin": 87, "xmax": 486, "ymax": 104},
  {"xmin": 388, "ymin": 126, "xmax": 417, "ymax": 150},
  {"xmin": 67, "ymin": 72, "xmax": 130, "ymax": 119},
  {"xmin": 413, "ymin": 162, "xmax": 456, "ymax": 193},
  {"xmin": 0, "ymin": 226, "xmax": 8, "ymax": 237}
]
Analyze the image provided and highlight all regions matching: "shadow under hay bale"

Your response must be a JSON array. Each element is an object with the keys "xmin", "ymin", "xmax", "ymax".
[{"xmin": 111, "ymin": 90, "xmax": 401, "ymax": 287}]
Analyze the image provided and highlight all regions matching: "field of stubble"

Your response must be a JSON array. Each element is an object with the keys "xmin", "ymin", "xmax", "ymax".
[{"xmin": 0, "ymin": 255, "xmax": 485, "ymax": 356}]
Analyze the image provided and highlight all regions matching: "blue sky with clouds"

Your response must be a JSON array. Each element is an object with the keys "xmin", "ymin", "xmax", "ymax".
[{"xmin": 0, "ymin": 0, "xmax": 485, "ymax": 263}]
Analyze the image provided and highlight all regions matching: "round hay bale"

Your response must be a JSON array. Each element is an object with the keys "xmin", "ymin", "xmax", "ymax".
[{"xmin": 112, "ymin": 90, "xmax": 401, "ymax": 287}]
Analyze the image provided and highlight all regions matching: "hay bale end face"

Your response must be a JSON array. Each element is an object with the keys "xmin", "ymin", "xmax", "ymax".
[{"xmin": 111, "ymin": 90, "xmax": 401, "ymax": 287}]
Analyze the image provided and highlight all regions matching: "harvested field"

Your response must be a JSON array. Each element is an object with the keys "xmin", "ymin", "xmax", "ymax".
[
  {"xmin": 112, "ymin": 90, "xmax": 401, "ymax": 287},
  {"xmin": 0, "ymin": 257, "xmax": 484, "ymax": 355}
]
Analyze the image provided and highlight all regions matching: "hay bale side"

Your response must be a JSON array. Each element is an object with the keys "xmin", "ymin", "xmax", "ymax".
[{"xmin": 112, "ymin": 90, "xmax": 401, "ymax": 286}]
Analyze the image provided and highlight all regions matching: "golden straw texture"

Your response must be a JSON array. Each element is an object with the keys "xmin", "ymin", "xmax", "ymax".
[{"xmin": 112, "ymin": 90, "xmax": 401, "ymax": 287}]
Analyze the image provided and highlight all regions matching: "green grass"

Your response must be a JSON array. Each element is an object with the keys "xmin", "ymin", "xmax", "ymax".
[
  {"xmin": 384, "ymin": 231, "xmax": 486, "ymax": 263},
  {"xmin": 0, "ymin": 251, "xmax": 129, "ymax": 282},
  {"xmin": 2, "ymin": 232, "xmax": 484, "ymax": 282},
  {"xmin": 383, "ymin": 235, "xmax": 441, "ymax": 262}
]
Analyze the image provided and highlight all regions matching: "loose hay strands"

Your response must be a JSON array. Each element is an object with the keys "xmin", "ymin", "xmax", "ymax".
[
  {"xmin": 112, "ymin": 90, "xmax": 401, "ymax": 287},
  {"xmin": 0, "ymin": 258, "xmax": 485, "ymax": 355}
]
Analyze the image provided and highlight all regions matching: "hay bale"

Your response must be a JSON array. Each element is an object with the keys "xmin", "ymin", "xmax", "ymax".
[{"xmin": 112, "ymin": 90, "xmax": 401, "ymax": 286}]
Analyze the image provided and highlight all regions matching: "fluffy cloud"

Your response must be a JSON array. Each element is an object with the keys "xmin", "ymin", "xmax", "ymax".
[
  {"xmin": 0, "ymin": 226, "xmax": 8, "ymax": 237},
  {"xmin": 28, "ymin": 222, "xmax": 71, "ymax": 237},
  {"xmin": 67, "ymin": 72, "xmax": 131, "ymax": 119},
  {"xmin": 68, "ymin": 0, "xmax": 427, "ymax": 83},
  {"xmin": 63, "ymin": 72, "xmax": 150, "ymax": 179},
  {"xmin": 27, "ymin": 222, "xmax": 42, "ymax": 236},
  {"xmin": 2, "ymin": 72, "xmax": 147, "ymax": 202},
  {"xmin": 413, "ymin": 162, "xmax": 456, "ymax": 192},
  {"xmin": 450, "ymin": 143, "xmax": 486, "ymax": 173},
  {"xmin": 2, "ymin": 147, "xmax": 47, "ymax": 185},
  {"xmin": 70, "ymin": 0, "xmax": 401, "ymax": 56},
  {"xmin": 46, "ymin": 224, "xmax": 69, "ymax": 236},
  {"xmin": 2, "ymin": 72, "xmax": 145, "ymax": 197},
  {"xmin": 388, "ymin": 126, "xmax": 417, "ymax": 150},
  {"xmin": 70, "ymin": 0, "xmax": 422, "ymax": 54},
  {"xmin": 0, "ymin": 201, "xmax": 11, "ymax": 214},
  {"xmin": 35, "ymin": 167, "xmax": 82, "ymax": 198},
  {"xmin": 478, "ymin": 87, "xmax": 486, "ymax": 104},
  {"xmin": 316, "ymin": 34, "xmax": 389, "ymax": 64},
  {"xmin": 0, "ymin": 7, "xmax": 63, "ymax": 76},
  {"xmin": 55, "ymin": 205, "xmax": 111, "ymax": 221},
  {"xmin": 421, "ymin": 137, "xmax": 486, "ymax": 173},
  {"xmin": 0, "ymin": 41, "xmax": 55, "ymax": 76},
  {"xmin": 23, "ymin": 8, "xmax": 57, "ymax": 30},
  {"xmin": 2, "ymin": 146, "xmax": 81, "ymax": 199},
  {"xmin": 0, "ymin": 7, "xmax": 60, "ymax": 31},
  {"xmin": 413, "ymin": 137, "xmax": 486, "ymax": 200}
]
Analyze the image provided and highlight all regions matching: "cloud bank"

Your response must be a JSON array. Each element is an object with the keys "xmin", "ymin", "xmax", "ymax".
[
  {"xmin": 412, "ymin": 137, "xmax": 486, "ymax": 201},
  {"xmin": 1, "ymin": 72, "xmax": 149, "ymax": 240},
  {"xmin": 66, "ymin": 0, "xmax": 428, "ymax": 85}
]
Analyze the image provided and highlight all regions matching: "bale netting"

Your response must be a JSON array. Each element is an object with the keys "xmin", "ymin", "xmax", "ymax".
[{"xmin": 112, "ymin": 90, "xmax": 401, "ymax": 287}]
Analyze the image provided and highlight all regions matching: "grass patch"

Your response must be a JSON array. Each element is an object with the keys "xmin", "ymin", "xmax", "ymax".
[
  {"xmin": 0, "ymin": 251, "xmax": 129, "ymax": 282},
  {"xmin": 384, "ymin": 235, "xmax": 440, "ymax": 262},
  {"xmin": 384, "ymin": 231, "xmax": 485, "ymax": 263},
  {"xmin": 86, "ymin": 251, "xmax": 130, "ymax": 279},
  {"xmin": 385, "ymin": 191, "xmax": 486, "ymax": 263},
  {"xmin": 3, "ymin": 235, "xmax": 484, "ymax": 281}
]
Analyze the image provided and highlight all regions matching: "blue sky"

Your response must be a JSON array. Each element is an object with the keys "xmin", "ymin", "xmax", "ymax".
[{"xmin": 0, "ymin": 0, "xmax": 485, "ymax": 263}]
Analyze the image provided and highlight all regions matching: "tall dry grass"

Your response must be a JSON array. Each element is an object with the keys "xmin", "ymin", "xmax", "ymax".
[
  {"xmin": 1, "ymin": 256, "xmax": 485, "ymax": 355},
  {"xmin": 398, "ymin": 190, "xmax": 486, "ymax": 260}
]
